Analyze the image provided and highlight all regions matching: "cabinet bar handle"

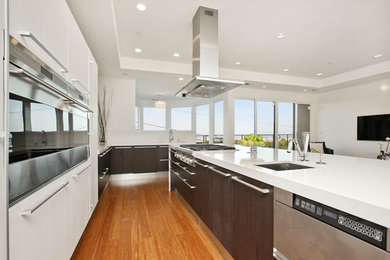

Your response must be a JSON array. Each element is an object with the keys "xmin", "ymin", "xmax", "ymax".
[
  {"xmin": 73, "ymin": 164, "xmax": 91, "ymax": 178},
  {"xmin": 71, "ymin": 79, "xmax": 88, "ymax": 92},
  {"xmin": 9, "ymin": 69, "xmax": 92, "ymax": 112},
  {"xmin": 115, "ymin": 146, "xmax": 133, "ymax": 149},
  {"xmin": 159, "ymin": 159, "xmax": 169, "ymax": 162},
  {"xmin": 99, "ymin": 168, "xmax": 109, "ymax": 179},
  {"xmin": 134, "ymin": 146, "xmax": 157, "ymax": 149},
  {"xmin": 195, "ymin": 161, "xmax": 209, "ymax": 168},
  {"xmin": 171, "ymin": 170, "xmax": 196, "ymax": 189},
  {"xmin": 231, "ymin": 176, "xmax": 269, "ymax": 194},
  {"xmin": 173, "ymin": 161, "xmax": 195, "ymax": 175},
  {"xmin": 159, "ymin": 146, "xmax": 169, "ymax": 148},
  {"xmin": 21, "ymin": 181, "xmax": 70, "ymax": 216},
  {"xmin": 19, "ymin": 31, "xmax": 68, "ymax": 73},
  {"xmin": 208, "ymin": 166, "xmax": 231, "ymax": 177},
  {"xmin": 98, "ymin": 147, "xmax": 112, "ymax": 157}
]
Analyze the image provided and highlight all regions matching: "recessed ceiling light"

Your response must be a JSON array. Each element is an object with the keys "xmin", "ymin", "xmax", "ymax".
[
  {"xmin": 276, "ymin": 33, "xmax": 286, "ymax": 39},
  {"xmin": 205, "ymin": 95, "xmax": 208, "ymax": 97},
  {"xmin": 316, "ymin": 72, "xmax": 323, "ymax": 76},
  {"xmin": 221, "ymin": 86, "xmax": 225, "ymax": 90},
  {"xmin": 374, "ymin": 54, "xmax": 383, "ymax": 58},
  {"xmin": 303, "ymin": 89, "xmax": 308, "ymax": 92},
  {"xmin": 235, "ymin": 61, "xmax": 241, "ymax": 65},
  {"xmin": 178, "ymin": 77, "xmax": 184, "ymax": 81},
  {"xmin": 136, "ymin": 3, "xmax": 146, "ymax": 11},
  {"xmin": 262, "ymin": 85, "xmax": 267, "ymax": 89},
  {"xmin": 380, "ymin": 85, "xmax": 389, "ymax": 91},
  {"xmin": 283, "ymin": 68, "xmax": 289, "ymax": 72},
  {"xmin": 135, "ymin": 48, "xmax": 142, "ymax": 53},
  {"xmin": 173, "ymin": 53, "xmax": 180, "ymax": 57}
]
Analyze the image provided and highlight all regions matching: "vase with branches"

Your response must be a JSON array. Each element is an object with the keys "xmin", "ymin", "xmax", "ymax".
[{"xmin": 98, "ymin": 86, "xmax": 112, "ymax": 143}]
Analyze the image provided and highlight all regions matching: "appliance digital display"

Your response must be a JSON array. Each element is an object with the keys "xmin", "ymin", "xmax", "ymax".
[
  {"xmin": 357, "ymin": 114, "xmax": 390, "ymax": 141},
  {"xmin": 323, "ymin": 209, "xmax": 337, "ymax": 220}
]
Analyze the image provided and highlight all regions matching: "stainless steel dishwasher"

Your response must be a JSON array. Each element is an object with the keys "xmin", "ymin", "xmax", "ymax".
[{"xmin": 273, "ymin": 188, "xmax": 390, "ymax": 260}]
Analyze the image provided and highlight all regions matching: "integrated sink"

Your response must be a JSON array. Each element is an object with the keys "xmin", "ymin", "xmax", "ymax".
[{"xmin": 256, "ymin": 162, "xmax": 313, "ymax": 171}]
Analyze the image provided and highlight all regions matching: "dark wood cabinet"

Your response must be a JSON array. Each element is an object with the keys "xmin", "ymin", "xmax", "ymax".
[
  {"xmin": 133, "ymin": 146, "xmax": 158, "ymax": 173},
  {"xmin": 208, "ymin": 165, "xmax": 234, "ymax": 254},
  {"xmin": 98, "ymin": 147, "xmax": 112, "ymax": 198},
  {"xmin": 158, "ymin": 146, "xmax": 169, "ymax": 171},
  {"xmin": 231, "ymin": 175, "xmax": 274, "ymax": 260},
  {"xmin": 111, "ymin": 146, "xmax": 134, "ymax": 174},
  {"xmin": 193, "ymin": 160, "xmax": 210, "ymax": 226},
  {"xmin": 111, "ymin": 145, "xmax": 168, "ymax": 174}
]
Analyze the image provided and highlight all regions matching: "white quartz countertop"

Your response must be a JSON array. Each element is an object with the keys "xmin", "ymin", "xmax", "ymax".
[{"xmin": 179, "ymin": 145, "xmax": 390, "ymax": 228}]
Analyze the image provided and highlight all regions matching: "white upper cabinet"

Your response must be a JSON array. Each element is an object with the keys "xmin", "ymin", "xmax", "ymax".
[
  {"xmin": 67, "ymin": 13, "xmax": 89, "ymax": 94},
  {"xmin": 9, "ymin": 0, "xmax": 69, "ymax": 79}
]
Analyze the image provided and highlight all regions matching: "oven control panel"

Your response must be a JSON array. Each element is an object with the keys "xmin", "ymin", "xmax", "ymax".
[{"xmin": 293, "ymin": 194, "xmax": 387, "ymax": 250}]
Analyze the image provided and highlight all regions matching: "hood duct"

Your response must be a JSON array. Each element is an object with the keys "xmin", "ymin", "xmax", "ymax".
[{"xmin": 176, "ymin": 6, "xmax": 246, "ymax": 98}]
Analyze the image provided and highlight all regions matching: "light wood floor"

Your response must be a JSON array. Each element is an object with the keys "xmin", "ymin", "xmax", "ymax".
[{"xmin": 72, "ymin": 176, "xmax": 223, "ymax": 260}]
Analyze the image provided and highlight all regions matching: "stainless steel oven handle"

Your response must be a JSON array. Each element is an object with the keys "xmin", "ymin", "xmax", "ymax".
[
  {"xmin": 21, "ymin": 181, "xmax": 70, "ymax": 216},
  {"xmin": 73, "ymin": 164, "xmax": 91, "ymax": 178},
  {"xmin": 171, "ymin": 169, "xmax": 196, "ymax": 189},
  {"xmin": 231, "ymin": 176, "xmax": 269, "ymax": 194},
  {"xmin": 208, "ymin": 166, "xmax": 231, "ymax": 177},
  {"xmin": 194, "ymin": 161, "xmax": 209, "ymax": 168},
  {"xmin": 134, "ymin": 146, "xmax": 157, "ymax": 149},
  {"xmin": 99, "ymin": 168, "xmax": 109, "ymax": 180},
  {"xmin": 19, "ymin": 31, "xmax": 68, "ymax": 73},
  {"xmin": 9, "ymin": 68, "xmax": 92, "ymax": 112},
  {"xmin": 173, "ymin": 161, "xmax": 195, "ymax": 175}
]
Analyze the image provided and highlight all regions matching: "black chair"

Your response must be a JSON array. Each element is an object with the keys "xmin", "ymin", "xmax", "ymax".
[{"xmin": 309, "ymin": 142, "xmax": 334, "ymax": 154}]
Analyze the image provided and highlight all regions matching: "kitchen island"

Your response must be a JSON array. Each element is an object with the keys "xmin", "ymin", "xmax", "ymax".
[{"xmin": 169, "ymin": 144, "xmax": 390, "ymax": 260}]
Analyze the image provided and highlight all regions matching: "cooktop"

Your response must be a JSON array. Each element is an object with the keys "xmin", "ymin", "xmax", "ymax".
[{"xmin": 179, "ymin": 144, "xmax": 236, "ymax": 151}]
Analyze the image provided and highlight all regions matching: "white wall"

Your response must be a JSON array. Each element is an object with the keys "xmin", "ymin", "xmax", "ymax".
[
  {"xmin": 311, "ymin": 77, "xmax": 390, "ymax": 158},
  {"xmin": 98, "ymin": 76, "xmax": 136, "ymax": 143}
]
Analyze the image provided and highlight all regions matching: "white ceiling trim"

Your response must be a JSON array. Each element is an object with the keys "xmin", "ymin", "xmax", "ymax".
[
  {"xmin": 120, "ymin": 56, "xmax": 390, "ymax": 89},
  {"xmin": 318, "ymin": 60, "xmax": 390, "ymax": 88}
]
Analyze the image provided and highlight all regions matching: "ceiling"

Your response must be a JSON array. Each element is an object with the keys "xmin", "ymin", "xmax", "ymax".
[{"xmin": 67, "ymin": 0, "xmax": 390, "ymax": 98}]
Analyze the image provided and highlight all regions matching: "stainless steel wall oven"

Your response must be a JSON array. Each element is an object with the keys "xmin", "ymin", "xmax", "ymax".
[{"xmin": 8, "ymin": 36, "xmax": 91, "ymax": 206}]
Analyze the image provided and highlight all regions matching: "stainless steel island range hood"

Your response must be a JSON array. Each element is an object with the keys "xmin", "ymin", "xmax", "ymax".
[{"xmin": 175, "ymin": 6, "xmax": 246, "ymax": 98}]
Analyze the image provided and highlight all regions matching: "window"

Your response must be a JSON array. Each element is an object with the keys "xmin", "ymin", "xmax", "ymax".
[
  {"xmin": 135, "ymin": 106, "xmax": 139, "ymax": 130},
  {"xmin": 63, "ymin": 112, "xmax": 69, "ymax": 131},
  {"xmin": 31, "ymin": 103, "xmax": 56, "ymax": 131},
  {"xmin": 143, "ymin": 107, "xmax": 166, "ymax": 130},
  {"xmin": 278, "ymin": 102, "xmax": 294, "ymax": 149},
  {"xmin": 257, "ymin": 101, "xmax": 274, "ymax": 147},
  {"xmin": 9, "ymin": 99, "xmax": 24, "ymax": 132},
  {"xmin": 214, "ymin": 101, "xmax": 224, "ymax": 143},
  {"xmin": 234, "ymin": 99, "xmax": 254, "ymax": 140},
  {"xmin": 196, "ymin": 104, "xmax": 209, "ymax": 143},
  {"xmin": 171, "ymin": 107, "xmax": 192, "ymax": 130}
]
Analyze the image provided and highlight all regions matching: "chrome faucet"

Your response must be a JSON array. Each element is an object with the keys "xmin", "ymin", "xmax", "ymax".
[
  {"xmin": 287, "ymin": 132, "xmax": 310, "ymax": 161},
  {"xmin": 169, "ymin": 129, "xmax": 174, "ymax": 142},
  {"xmin": 41, "ymin": 130, "xmax": 47, "ymax": 146}
]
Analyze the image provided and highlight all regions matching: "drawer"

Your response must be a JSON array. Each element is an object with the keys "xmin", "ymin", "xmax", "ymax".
[
  {"xmin": 171, "ymin": 161, "xmax": 195, "ymax": 185},
  {"xmin": 171, "ymin": 169, "xmax": 196, "ymax": 207}
]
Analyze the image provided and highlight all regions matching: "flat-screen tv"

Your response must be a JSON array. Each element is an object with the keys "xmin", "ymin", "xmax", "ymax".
[{"xmin": 357, "ymin": 114, "xmax": 390, "ymax": 141}]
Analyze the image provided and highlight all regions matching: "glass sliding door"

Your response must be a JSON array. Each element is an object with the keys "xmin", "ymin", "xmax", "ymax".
[
  {"xmin": 234, "ymin": 99, "xmax": 255, "ymax": 141},
  {"xmin": 214, "ymin": 101, "xmax": 224, "ymax": 143},
  {"xmin": 257, "ymin": 101, "xmax": 274, "ymax": 147},
  {"xmin": 171, "ymin": 107, "xmax": 192, "ymax": 130},
  {"xmin": 278, "ymin": 102, "xmax": 294, "ymax": 149},
  {"xmin": 196, "ymin": 104, "xmax": 209, "ymax": 143}
]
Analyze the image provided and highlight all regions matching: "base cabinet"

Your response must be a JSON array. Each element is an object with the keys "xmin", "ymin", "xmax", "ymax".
[
  {"xmin": 111, "ymin": 145, "xmax": 168, "ymax": 174},
  {"xmin": 174, "ymin": 160, "xmax": 274, "ymax": 260},
  {"xmin": 9, "ymin": 162, "xmax": 91, "ymax": 260},
  {"xmin": 232, "ymin": 175, "xmax": 274, "ymax": 260},
  {"xmin": 208, "ymin": 165, "xmax": 233, "ymax": 254},
  {"xmin": 98, "ymin": 148, "xmax": 112, "ymax": 198}
]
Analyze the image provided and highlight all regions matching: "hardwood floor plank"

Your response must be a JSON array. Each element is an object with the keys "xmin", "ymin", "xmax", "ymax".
[{"xmin": 72, "ymin": 177, "xmax": 223, "ymax": 260}]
